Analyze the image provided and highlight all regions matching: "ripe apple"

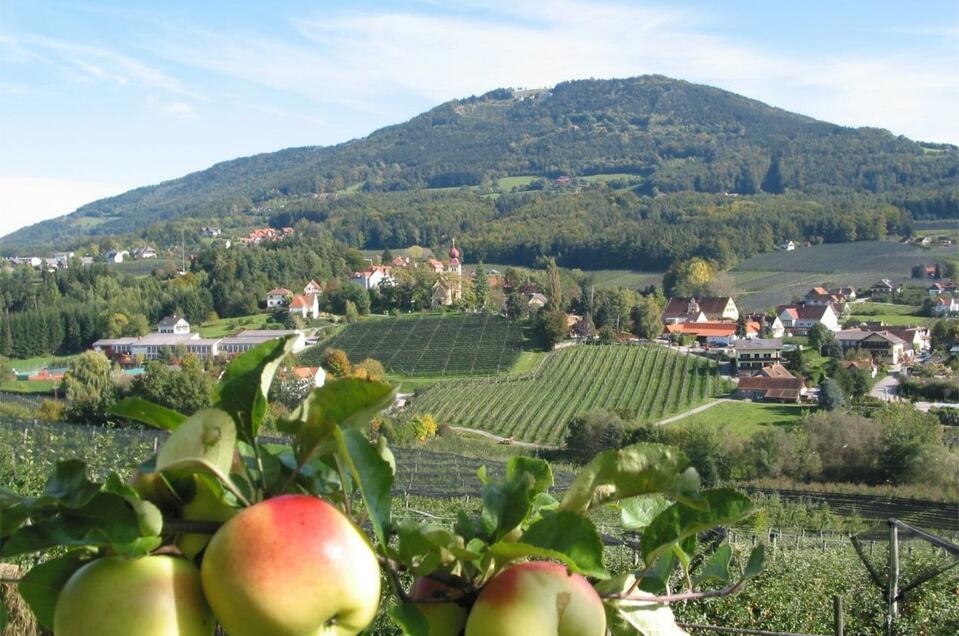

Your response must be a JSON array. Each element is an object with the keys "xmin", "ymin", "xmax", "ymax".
[
  {"xmin": 201, "ymin": 494, "xmax": 381, "ymax": 636},
  {"xmin": 53, "ymin": 555, "xmax": 214, "ymax": 636},
  {"xmin": 464, "ymin": 561, "xmax": 606, "ymax": 636},
  {"xmin": 409, "ymin": 577, "xmax": 468, "ymax": 636}
]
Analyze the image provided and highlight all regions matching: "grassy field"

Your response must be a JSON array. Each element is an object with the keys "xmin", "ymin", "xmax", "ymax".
[
  {"xmin": 412, "ymin": 344, "xmax": 719, "ymax": 444},
  {"xmin": 848, "ymin": 302, "xmax": 930, "ymax": 326},
  {"xmin": 589, "ymin": 269, "xmax": 664, "ymax": 290},
  {"xmin": 3, "ymin": 354, "xmax": 78, "ymax": 372},
  {"xmin": 300, "ymin": 313, "xmax": 525, "ymax": 375},
  {"xmin": 496, "ymin": 175, "xmax": 538, "ymax": 190},
  {"xmin": 665, "ymin": 401, "xmax": 811, "ymax": 437},
  {"xmin": 731, "ymin": 240, "xmax": 956, "ymax": 311},
  {"xmin": 199, "ymin": 312, "xmax": 272, "ymax": 338},
  {"xmin": 0, "ymin": 379, "xmax": 58, "ymax": 394}
]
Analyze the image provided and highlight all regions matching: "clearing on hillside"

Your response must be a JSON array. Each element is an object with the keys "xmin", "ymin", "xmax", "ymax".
[
  {"xmin": 300, "ymin": 313, "xmax": 525, "ymax": 375},
  {"xmin": 411, "ymin": 344, "xmax": 719, "ymax": 445}
]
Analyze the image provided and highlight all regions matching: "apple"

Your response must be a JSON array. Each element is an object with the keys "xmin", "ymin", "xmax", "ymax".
[
  {"xmin": 409, "ymin": 577, "xmax": 468, "ymax": 636},
  {"xmin": 53, "ymin": 555, "xmax": 214, "ymax": 636},
  {"xmin": 464, "ymin": 561, "xmax": 606, "ymax": 636},
  {"xmin": 177, "ymin": 474, "xmax": 239, "ymax": 559},
  {"xmin": 201, "ymin": 494, "xmax": 381, "ymax": 636}
]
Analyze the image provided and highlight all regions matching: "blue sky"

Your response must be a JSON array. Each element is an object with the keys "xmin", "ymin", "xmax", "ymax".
[{"xmin": 2, "ymin": 0, "xmax": 958, "ymax": 238}]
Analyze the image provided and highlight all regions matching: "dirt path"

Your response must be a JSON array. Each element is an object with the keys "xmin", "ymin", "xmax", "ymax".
[
  {"xmin": 652, "ymin": 399, "xmax": 730, "ymax": 426},
  {"xmin": 449, "ymin": 426, "xmax": 559, "ymax": 450}
]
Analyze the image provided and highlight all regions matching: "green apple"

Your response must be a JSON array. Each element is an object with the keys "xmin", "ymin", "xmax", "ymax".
[
  {"xmin": 409, "ymin": 577, "xmax": 468, "ymax": 636},
  {"xmin": 53, "ymin": 555, "xmax": 214, "ymax": 636},
  {"xmin": 201, "ymin": 494, "xmax": 381, "ymax": 636},
  {"xmin": 464, "ymin": 561, "xmax": 606, "ymax": 636}
]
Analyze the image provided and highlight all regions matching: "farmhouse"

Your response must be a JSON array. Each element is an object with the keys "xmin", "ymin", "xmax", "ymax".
[
  {"xmin": 662, "ymin": 297, "xmax": 739, "ymax": 324},
  {"xmin": 304, "ymin": 279, "xmax": 323, "ymax": 295},
  {"xmin": 157, "ymin": 315, "xmax": 190, "ymax": 335},
  {"xmin": 289, "ymin": 293, "xmax": 320, "ymax": 319},
  {"xmin": 351, "ymin": 265, "xmax": 394, "ymax": 290},
  {"xmin": 104, "ymin": 250, "xmax": 129, "ymax": 263},
  {"xmin": 778, "ymin": 240, "xmax": 796, "ymax": 251},
  {"xmin": 835, "ymin": 329, "xmax": 908, "ymax": 365},
  {"xmin": 928, "ymin": 281, "xmax": 958, "ymax": 296},
  {"xmin": 280, "ymin": 366, "xmax": 326, "ymax": 388},
  {"xmin": 733, "ymin": 338, "xmax": 784, "ymax": 373},
  {"xmin": 665, "ymin": 320, "xmax": 758, "ymax": 346},
  {"xmin": 266, "ymin": 288, "xmax": 293, "ymax": 308},
  {"xmin": 933, "ymin": 295, "xmax": 959, "ymax": 316},
  {"xmin": 871, "ymin": 279, "xmax": 901, "ymax": 295},
  {"xmin": 527, "ymin": 292, "xmax": 548, "ymax": 311},
  {"xmin": 132, "ymin": 246, "xmax": 158, "ymax": 259},
  {"xmin": 776, "ymin": 303, "xmax": 840, "ymax": 335},
  {"xmin": 736, "ymin": 373, "xmax": 805, "ymax": 403}
]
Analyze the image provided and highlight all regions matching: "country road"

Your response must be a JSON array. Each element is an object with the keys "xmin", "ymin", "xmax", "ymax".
[
  {"xmin": 450, "ymin": 426, "xmax": 558, "ymax": 450},
  {"xmin": 653, "ymin": 399, "xmax": 730, "ymax": 426}
]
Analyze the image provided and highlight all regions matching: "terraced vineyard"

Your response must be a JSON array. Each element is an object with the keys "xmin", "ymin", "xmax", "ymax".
[
  {"xmin": 301, "ymin": 313, "xmax": 524, "ymax": 375},
  {"xmin": 411, "ymin": 344, "xmax": 719, "ymax": 444}
]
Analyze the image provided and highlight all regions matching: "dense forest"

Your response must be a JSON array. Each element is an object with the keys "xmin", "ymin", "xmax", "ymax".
[{"xmin": 4, "ymin": 75, "xmax": 956, "ymax": 249}]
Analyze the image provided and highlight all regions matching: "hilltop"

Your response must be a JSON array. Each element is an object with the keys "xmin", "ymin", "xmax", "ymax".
[{"xmin": 4, "ymin": 75, "xmax": 957, "ymax": 250}]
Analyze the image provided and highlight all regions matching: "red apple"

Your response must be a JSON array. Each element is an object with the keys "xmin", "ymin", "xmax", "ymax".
[
  {"xmin": 200, "ymin": 494, "xmax": 380, "ymax": 636},
  {"xmin": 53, "ymin": 555, "xmax": 214, "ymax": 636},
  {"xmin": 464, "ymin": 561, "xmax": 605, "ymax": 636},
  {"xmin": 409, "ymin": 577, "xmax": 468, "ymax": 636}
]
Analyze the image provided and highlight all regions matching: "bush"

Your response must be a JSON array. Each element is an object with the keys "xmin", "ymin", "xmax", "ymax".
[
  {"xmin": 35, "ymin": 399, "xmax": 64, "ymax": 422},
  {"xmin": 564, "ymin": 410, "xmax": 626, "ymax": 461}
]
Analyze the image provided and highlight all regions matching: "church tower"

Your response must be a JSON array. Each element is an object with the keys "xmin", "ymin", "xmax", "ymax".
[{"xmin": 448, "ymin": 239, "xmax": 463, "ymax": 301}]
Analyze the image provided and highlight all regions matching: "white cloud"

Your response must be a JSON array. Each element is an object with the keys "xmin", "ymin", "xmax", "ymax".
[
  {"xmin": 0, "ymin": 176, "xmax": 131, "ymax": 239},
  {"xmin": 132, "ymin": 0, "xmax": 959, "ymax": 143}
]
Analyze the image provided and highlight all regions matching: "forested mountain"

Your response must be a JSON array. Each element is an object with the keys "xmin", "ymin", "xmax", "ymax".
[{"xmin": 4, "ymin": 75, "xmax": 957, "ymax": 249}]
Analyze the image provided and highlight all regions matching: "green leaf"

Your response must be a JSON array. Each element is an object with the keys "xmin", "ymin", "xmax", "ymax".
[
  {"xmin": 156, "ymin": 408, "xmax": 237, "ymax": 477},
  {"xmin": 744, "ymin": 544, "xmax": 765, "ymax": 579},
  {"xmin": 490, "ymin": 511, "xmax": 608, "ymax": 578},
  {"xmin": 693, "ymin": 543, "xmax": 732, "ymax": 585},
  {"xmin": 18, "ymin": 553, "xmax": 92, "ymax": 631},
  {"xmin": 0, "ymin": 488, "xmax": 31, "ymax": 538},
  {"xmin": 108, "ymin": 397, "xmax": 186, "ymax": 430},
  {"xmin": 559, "ymin": 444, "xmax": 699, "ymax": 514},
  {"xmin": 619, "ymin": 495, "xmax": 672, "ymax": 530},
  {"xmin": 214, "ymin": 335, "xmax": 296, "ymax": 441},
  {"xmin": 478, "ymin": 456, "xmax": 554, "ymax": 542},
  {"xmin": 43, "ymin": 460, "xmax": 101, "ymax": 509},
  {"xmin": 393, "ymin": 522, "xmax": 481, "ymax": 575},
  {"xmin": 641, "ymin": 489, "xmax": 754, "ymax": 565},
  {"xmin": 389, "ymin": 603, "xmax": 429, "ymax": 636},
  {"xmin": 334, "ymin": 427, "xmax": 393, "ymax": 546},
  {"xmin": 505, "ymin": 456, "xmax": 553, "ymax": 494},
  {"xmin": 104, "ymin": 474, "xmax": 164, "ymax": 537}
]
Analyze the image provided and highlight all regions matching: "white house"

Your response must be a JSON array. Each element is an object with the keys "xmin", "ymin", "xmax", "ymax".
[
  {"xmin": 133, "ymin": 246, "xmax": 158, "ymax": 259},
  {"xmin": 157, "ymin": 316, "xmax": 190, "ymax": 335},
  {"xmin": 778, "ymin": 240, "xmax": 796, "ymax": 252},
  {"xmin": 304, "ymin": 279, "xmax": 323, "ymax": 296},
  {"xmin": 662, "ymin": 297, "xmax": 739, "ymax": 324},
  {"xmin": 776, "ymin": 303, "xmax": 840, "ymax": 335},
  {"xmin": 290, "ymin": 366, "xmax": 326, "ymax": 387},
  {"xmin": 104, "ymin": 250, "xmax": 130, "ymax": 263},
  {"xmin": 933, "ymin": 295, "xmax": 958, "ymax": 316},
  {"xmin": 266, "ymin": 288, "xmax": 293, "ymax": 308},
  {"xmin": 835, "ymin": 329, "xmax": 908, "ymax": 365},
  {"xmin": 734, "ymin": 338, "xmax": 784, "ymax": 374},
  {"xmin": 289, "ymin": 293, "xmax": 320, "ymax": 319},
  {"xmin": 351, "ymin": 266, "xmax": 394, "ymax": 290}
]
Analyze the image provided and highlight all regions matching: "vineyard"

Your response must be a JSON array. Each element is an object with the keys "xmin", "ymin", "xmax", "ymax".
[
  {"xmin": 411, "ymin": 344, "xmax": 719, "ymax": 444},
  {"xmin": 299, "ymin": 313, "xmax": 524, "ymax": 375}
]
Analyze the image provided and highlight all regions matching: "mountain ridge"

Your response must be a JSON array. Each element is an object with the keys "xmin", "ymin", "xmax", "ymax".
[{"xmin": 4, "ymin": 75, "xmax": 957, "ymax": 249}]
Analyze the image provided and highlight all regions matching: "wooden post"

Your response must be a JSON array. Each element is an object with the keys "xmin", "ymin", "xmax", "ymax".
[
  {"xmin": 886, "ymin": 520, "xmax": 899, "ymax": 636},
  {"xmin": 833, "ymin": 595, "xmax": 844, "ymax": 636}
]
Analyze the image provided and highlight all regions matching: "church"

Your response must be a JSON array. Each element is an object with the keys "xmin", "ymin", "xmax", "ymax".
[{"xmin": 431, "ymin": 240, "xmax": 464, "ymax": 307}]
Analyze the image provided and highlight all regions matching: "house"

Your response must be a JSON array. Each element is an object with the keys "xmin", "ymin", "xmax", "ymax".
[
  {"xmin": 304, "ymin": 279, "xmax": 323, "ymax": 296},
  {"xmin": 432, "ymin": 278, "xmax": 461, "ymax": 307},
  {"xmin": 217, "ymin": 330, "xmax": 306, "ymax": 355},
  {"xmin": 871, "ymin": 279, "xmax": 901, "ymax": 295},
  {"xmin": 93, "ymin": 329, "xmax": 306, "ymax": 362},
  {"xmin": 840, "ymin": 359, "xmax": 878, "ymax": 378},
  {"xmin": 804, "ymin": 287, "xmax": 855, "ymax": 306},
  {"xmin": 391, "ymin": 256, "xmax": 413, "ymax": 268},
  {"xmin": 883, "ymin": 326, "xmax": 931, "ymax": 352},
  {"xmin": 733, "ymin": 338, "xmax": 784, "ymax": 373},
  {"xmin": 201, "ymin": 227, "xmax": 221, "ymax": 237},
  {"xmin": 133, "ymin": 246, "xmax": 158, "ymax": 259},
  {"xmin": 755, "ymin": 364, "xmax": 794, "ymax": 379},
  {"xmin": 527, "ymin": 292, "xmax": 548, "ymax": 311},
  {"xmin": 426, "ymin": 258, "xmax": 446, "ymax": 274},
  {"xmin": 289, "ymin": 294, "xmax": 320, "ymax": 319},
  {"xmin": 776, "ymin": 303, "xmax": 840, "ymax": 335},
  {"xmin": 662, "ymin": 297, "xmax": 739, "ymax": 324},
  {"xmin": 289, "ymin": 366, "xmax": 326, "ymax": 388},
  {"xmin": 351, "ymin": 265, "xmax": 394, "ymax": 290},
  {"xmin": 736, "ymin": 375, "xmax": 805, "ymax": 403},
  {"xmin": 157, "ymin": 316, "xmax": 190, "ymax": 335},
  {"xmin": 665, "ymin": 321, "xmax": 758, "ymax": 346},
  {"xmin": 835, "ymin": 329, "xmax": 908, "ymax": 365},
  {"xmin": 241, "ymin": 227, "xmax": 294, "ymax": 245},
  {"xmin": 933, "ymin": 295, "xmax": 959, "ymax": 316},
  {"xmin": 778, "ymin": 240, "xmax": 796, "ymax": 252},
  {"xmin": 266, "ymin": 288, "xmax": 293, "ymax": 308},
  {"xmin": 104, "ymin": 250, "xmax": 130, "ymax": 263},
  {"xmin": 928, "ymin": 281, "xmax": 958, "ymax": 296}
]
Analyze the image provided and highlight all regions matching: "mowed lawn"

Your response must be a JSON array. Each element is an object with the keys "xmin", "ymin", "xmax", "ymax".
[
  {"xmin": 665, "ymin": 401, "xmax": 812, "ymax": 438},
  {"xmin": 848, "ymin": 302, "xmax": 930, "ymax": 326},
  {"xmin": 199, "ymin": 313, "xmax": 272, "ymax": 338}
]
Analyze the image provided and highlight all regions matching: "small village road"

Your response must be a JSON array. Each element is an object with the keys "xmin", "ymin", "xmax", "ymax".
[
  {"xmin": 652, "ymin": 399, "xmax": 730, "ymax": 426},
  {"xmin": 870, "ymin": 374, "xmax": 901, "ymax": 402}
]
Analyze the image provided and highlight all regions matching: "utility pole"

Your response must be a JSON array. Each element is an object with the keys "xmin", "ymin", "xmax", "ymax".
[
  {"xmin": 181, "ymin": 228, "xmax": 186, "ymax": 274},
  {"xmin": 885, "ymin": 519, "xmax": 899, "ymax": 636}
]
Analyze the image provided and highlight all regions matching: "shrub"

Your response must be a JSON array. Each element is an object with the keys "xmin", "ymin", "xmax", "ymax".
[
  {"xmin": 564, "ymin": 410, "xmax": 626, "ymax": 461},
  {"xmin": 35, "ymin": 399, "xmax": 65, "ymax": 422}
]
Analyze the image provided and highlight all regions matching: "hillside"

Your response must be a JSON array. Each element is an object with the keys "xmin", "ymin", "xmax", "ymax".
[{"xmin": 4, "ymin": 75, "xmax": 957, "ymax": 249}]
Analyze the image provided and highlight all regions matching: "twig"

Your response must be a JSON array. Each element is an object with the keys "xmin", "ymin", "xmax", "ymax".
[
  {"xmin": 604, "ymin": 580, "xmax": 745, "ymax": 604},
  {"xmin": 163, "ymin": 518, "xmax": 224, "ymax": 534}
]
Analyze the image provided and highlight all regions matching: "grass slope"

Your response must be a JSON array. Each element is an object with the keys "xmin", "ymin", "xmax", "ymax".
[
  {"xmin": 664, "ymin": 401, "xmax": 811, "ymax": 438},
  {"xmin": 412, "ymin": 344, "xmax": 718, "ymax": 444},
  {"xmin": 300, "ymin": 313, "xmax": 525, "ymax": 376}
]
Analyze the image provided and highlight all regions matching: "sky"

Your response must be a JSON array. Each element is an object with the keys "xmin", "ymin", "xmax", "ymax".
[{"xmin": 1, "ymin": 0, "xmax": 958, "ymax": 239}]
